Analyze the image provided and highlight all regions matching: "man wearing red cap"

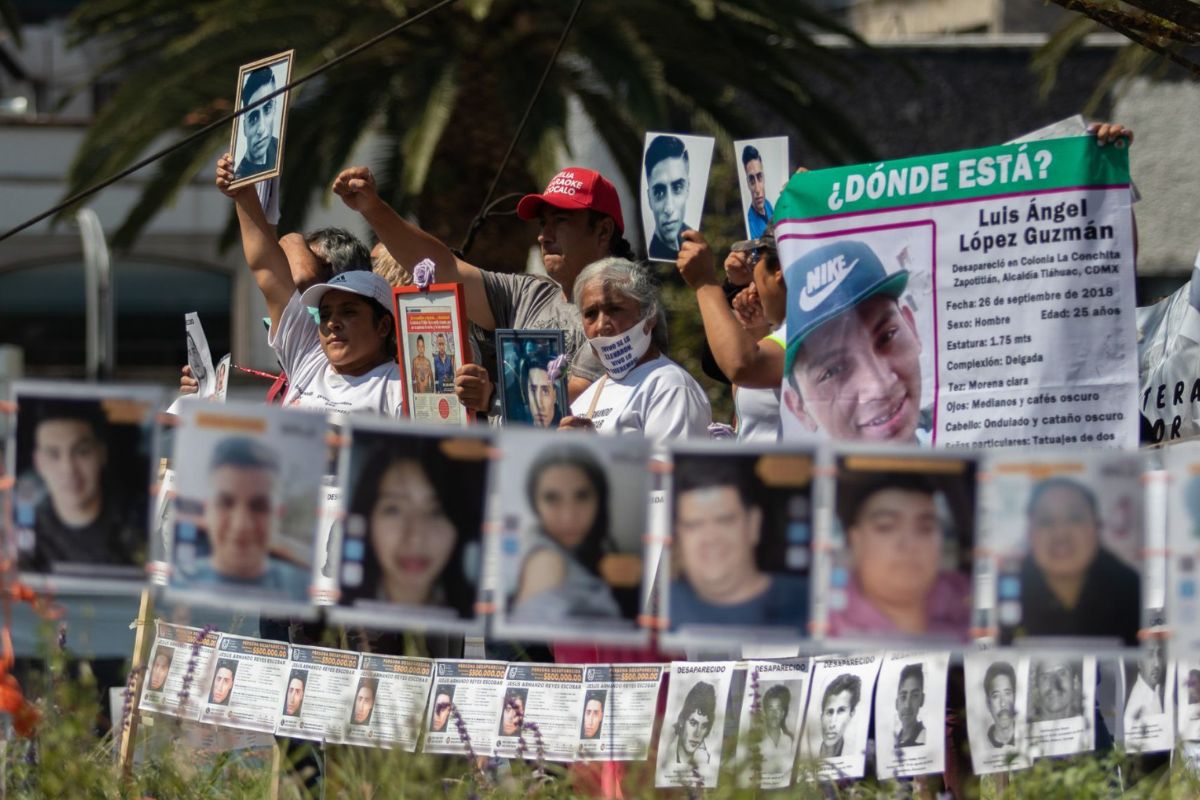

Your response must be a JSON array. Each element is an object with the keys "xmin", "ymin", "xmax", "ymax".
[{"xmin": 332, "ymin": 165, "xmax": 634, "ymax": 416}]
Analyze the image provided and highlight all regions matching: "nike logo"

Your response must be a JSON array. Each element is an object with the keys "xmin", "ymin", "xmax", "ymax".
[{"xmin": 798, "ymin": 256, "xmax": 859, "ymax": 312}]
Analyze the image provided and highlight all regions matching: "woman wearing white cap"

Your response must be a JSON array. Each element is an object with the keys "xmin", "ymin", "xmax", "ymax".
[
  {"xmin": 560, "ymin": 258, "xmax": 710, "ymax": 446},
  {"xmin": 217, "ymin": 154, "xmax": 403, "ymax": 416}
]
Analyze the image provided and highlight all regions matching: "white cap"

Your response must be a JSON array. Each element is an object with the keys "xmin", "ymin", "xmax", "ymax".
[{"xmin": 299, "ymin": 270, "xmax": 393, "ymax": 312}]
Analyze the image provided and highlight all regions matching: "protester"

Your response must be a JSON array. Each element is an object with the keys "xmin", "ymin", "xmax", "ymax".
[
  {"xmin": 216, "ymin": 155, "xmax": 402, "ymax": 416},
  {"xmin": 1018, "ymin": 477, "xmax": 1141, "ymax": 646},
  {"xmin": 509, "ymin": 444, "xmax": 621, "ymax": 622},
  {"xmin": 560, "ymin": 258, "xmax": 711, "ymax": 444},
  {"xmin": 676, "ymin": 228, "xmax": 786, "ymax": 441},
  {"xmin": 330, "ymin": 165, "xmax": 636, "ymax": 415},
  {"xmin": 668, "ymin": 459, "xmax": 807, "ymax": 629},
  {"xmin": 340, "ymin": 439, "xmax": 482, "ymax": 617},
  {"xmin": 830, "ymin": 473, "xmax": 971, "ymax": 640}
]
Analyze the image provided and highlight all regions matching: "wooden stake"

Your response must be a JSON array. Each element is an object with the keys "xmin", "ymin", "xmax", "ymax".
[{"xmin": 117, "ymin": 588, "xmax": 155, "ymax": 778}]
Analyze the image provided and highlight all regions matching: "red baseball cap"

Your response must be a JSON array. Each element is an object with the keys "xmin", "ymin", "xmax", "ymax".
[{"xmin": 516, "ymin": 167, "xmax": 624, "ymax": 234}]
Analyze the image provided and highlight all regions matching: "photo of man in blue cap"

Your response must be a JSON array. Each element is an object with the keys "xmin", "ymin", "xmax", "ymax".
[{"xmin": 782, "ymin": 239, "xmax": 930, "ymax": 443}]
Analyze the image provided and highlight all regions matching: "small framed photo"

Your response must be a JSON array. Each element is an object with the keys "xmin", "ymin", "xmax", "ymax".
[
  {"xmin": 733, "ymin": 137, "xmax": 788, "ymax": 240},
  {"xmin": 639, "ymin": 131, "xmax": 715, "ymax": 262},
  {"xmin": 228, "ymin": 50, "xmax": 294, "ymax": 190},
  {"xmin": 7, "ymin": 380, "xmax": 164, "ymax": 592},
  {"xmin": 494, "ymin": 329, "xmax": 568, "ymax": 428},
  {"xmin": 393, "ymin": 284, "xmax": 471, "ymax": 426},
  {"xmin": 329, "ymin": 417, "xmax": 492, "ymax": 635},
  {"xmin": 165, "ymin": 401, "xmax": 326, "ymax": 616}
]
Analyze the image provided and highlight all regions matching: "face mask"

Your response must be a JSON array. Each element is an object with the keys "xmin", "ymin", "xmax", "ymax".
[{"xmin": 588, "ymin": 316, "xmax": 654, "ymax": 380}]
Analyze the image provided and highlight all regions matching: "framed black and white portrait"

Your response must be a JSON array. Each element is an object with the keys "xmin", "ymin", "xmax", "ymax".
[
  {"xmin": 228, "ymin": 50, "xmax": 294, "ymax": 190},
  {"xmin": 639, "ymin": 132, "xmax": 715, "ymax": 263}
]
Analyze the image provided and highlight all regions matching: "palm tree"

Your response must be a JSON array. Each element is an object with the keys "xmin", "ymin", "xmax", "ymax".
[{"xmin": 62, "ymin": 0, "xmax": 873, "ymax": 270}]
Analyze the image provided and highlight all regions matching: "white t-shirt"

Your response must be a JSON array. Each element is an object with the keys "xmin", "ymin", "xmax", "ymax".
[
  {"xmin": 735, "ymin": 324, "xmax": 785, "ymax": 442},
  {"xmin": 570, "ymin": 355, "xmax": 711, "ymax": 446},
  {"xmin": 269, "ymin": 293, "xmax": 404, "ymax": 416}
]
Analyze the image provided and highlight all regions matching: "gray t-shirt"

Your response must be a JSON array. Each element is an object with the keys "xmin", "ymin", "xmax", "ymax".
[{"xmin": 479, "ymin": 270, "xmax": 603, "ymax": 383}]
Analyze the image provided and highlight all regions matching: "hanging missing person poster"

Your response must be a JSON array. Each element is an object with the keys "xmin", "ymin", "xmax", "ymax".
[
  {"xmin": 8, "ymin": 381, "xmax": 163, "ymax": 590},
  {"xmin": 1177, "ymin": 658, "xmax": 1200, "ymax": 742},
  {"xmin": 963, "ymin": 651, "xmax": 1030, "ymax": 774},
  {"xmin": 228, "ymin": 50, "xmax": 293, "ymax": 190},
  {"xmin": 310, "ymin": 476, "xmax": 340, "ymax": 605},
  {"xmin": 493, "ymin": 664, "xmax": 585, "ymax": 761},
  {"xmin": 199, "ymin": 634, "xmax": 291, "ymax": 734},
  {"xmin": 186, "ymin": 313, "xmax": 217, "ymax": 399},
  {"xmin": 345, "ymin": 655, "xmax": 434, "ymax": 751},
  {"xmin": 495, "ymin": 329, "xmax": 568, "ymax": 428},
  {"xmin": 982, "ymin": 449, "xmax": 1144, "ymax": 648},
  {"xmin": 823, "ymin": 447, "xmax": 978, "ymax": 647},
  {"xmin": 139, "ymin": 622, "xmax": 220, "ymax": 720},
  {"xmin": 491, "ymin": 429, "xmax": 651, "ymax": 646},
  {"xmin": 873, "ymin": 652, "xmax": 950, "ymax": 779},
  {"xmin": 732, "ymin": 659, "xmax": 809, "ymax": 789},
  {"xmin": 578, "ymin": 664, "xmax": 665, "ymax": 762},
  {"xmin": 165, "ymin": 401, "xmax": 325, "ymax": 615},
  {"xmin": 275, "ymin": 645, "xmax": 361, "ymax": 744},
  {"xmin": 734, "ymin": 136, "xmax": 788, "ymax": 240},
  {"xmin": 422, "ymin": 660, "xmax": 508, "ymax": 756},
  {"xmin": 655, "ymin": 662, "xmax": 734, "ymax": 789},
  {"xmin": 1122, "ymin": 640, "xmax": 1173, "ymax": 754},
  {"xmin": 394, "ymin": 284, "xmax": 470, "ymax": 426},
  {"xmin": 664, "ymin": 443, "xmax": 816, "ymax": 646},
  {"xmin": 1025, "ymin": 655, "xmax": 1097, "ymax": 759},
  {"xmin": 331, "ymin": 418, "xmax": 490, "ymax": 634},
  {"xmin": 798, "ymin": 654, "xmax": 882, "ymax": 782},
  {"xmin": 773, "ymin": 134, "xmax": 1137, "ymax": 448},
  {"xmin": 640, "ymin": 132, "xmax": 715, "ymax": 262},
  {"xmin": 1165, "ymin": 442, "xmax": 1200, "ymax": 655}
]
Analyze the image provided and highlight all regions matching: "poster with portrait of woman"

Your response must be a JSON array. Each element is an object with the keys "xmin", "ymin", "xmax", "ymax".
[
  {"xmin": 491, "ymin": 429, "xmax": 651, "ymax": 645},
  {"xmin": 821, "ymin": 446, "xmax": 978, "ymax": 648},
  {"xmin": 495, "ymin": 329, "xmax": 568, "ymax": 428},
  {"xmin": 164, "ymin": 401, "xmax": 326, "ymax": 616},
  {"xmin": 7, "ymin": 380, "xmax": 164, "ymax": 592},
  {"xmin": 329, "ymin": 417, "xmax": 492, "ymax": 635},
  {"xmin": 983, "ymin": 449, "xmax": 1144, "ymax": 649},
  {"xmin": 663, "ymin": 442, "xmax": 817, "ymax": 647}
]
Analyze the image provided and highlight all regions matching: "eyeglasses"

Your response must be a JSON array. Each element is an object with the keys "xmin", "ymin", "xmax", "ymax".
[{"xmin": 244, "ymin": 98, "xmax": 275, "ymax": 128}]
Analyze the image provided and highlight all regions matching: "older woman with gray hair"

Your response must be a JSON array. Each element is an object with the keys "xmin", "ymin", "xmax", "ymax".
[{"xmin": 560, "ymin": 258, "xmax": 710, "ymax": 445}]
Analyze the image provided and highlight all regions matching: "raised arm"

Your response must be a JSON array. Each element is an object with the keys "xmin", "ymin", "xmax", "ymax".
[
  {"xmin": 331, "ymin": 167, "xmax": 495, "ymax": 329},
  {"xmin": 676, "ymin": 230, "xmax": 783, "ymax": 388},
  {"xmin": 216, "ymin": 154, "xmax": 295, "ymax": 330}
]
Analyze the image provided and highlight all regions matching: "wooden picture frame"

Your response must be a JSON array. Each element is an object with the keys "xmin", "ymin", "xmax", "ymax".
[{"xmin": 393, "ymin": 283, "xmax": 472, "ymax": 426}]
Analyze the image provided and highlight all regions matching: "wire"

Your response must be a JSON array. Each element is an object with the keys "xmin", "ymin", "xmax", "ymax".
[
  {"xmin": 0, "ymin": 0, "xmax": 461, "ymax": 244},
  {"xmin": 457, "ymin": 0, "xmax": 586, "ymax": 257}
]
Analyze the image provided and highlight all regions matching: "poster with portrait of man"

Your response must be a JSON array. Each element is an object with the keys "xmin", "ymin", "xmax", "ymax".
[
  {"xmin": 639, "ymin": 132, "xmax": 715, "ymax": 263},
  {"xmin": 1121, "ymin": 638, "xmax": 1174, "ymax": 753},
  {"xmin": 1025, "ymin": 655, "xmax": 1097, "ymax": 758},
  {"xmin": 1164, "ymin": 441, "xmax": 1200, "ymax": 655},
  {"xmin": 655, "ymin": 662, "xmax": 734, "ymax": 788},
  {"xmin": 495, "ymin": 329, "xmax": 568, "ymax": 428},
  {"xmin": 663, "ymin": 442, "xmax": 817, "ymax": 647},
  {"xmin": 394, "ymin": 284, "xmax": 470, "ymax": 426},
  {"xmin": 228, "ymin": 50, "xmax": 293, "ymax": 190},
  {"xmin": 732, "ymin": 660, "xmax": 809, "ymax": 789},
  {"xmin": 873, "ymin": 652, "xmax": 950, "ymax": 779},
  {"xmin": 491, "ymin": 429, "xmax": 652, "ymax": 646},
  {"xmin": 963, "ymin": 651, "xmax": 1030, "ymax": 774},
  {"xmin": 798, "ymin": 654, "xmax": 882, "ymax": 782},
  {"xmin": 982, "ymin": 449, "xmax": 1144, "ymax": 649},
  {"xmin": 1177, "ymin": 658, "xmax": 1200, "ymax": 742},
  {"xmin": 7, "ymin": 381, "xmax": 164, "ymax": 591},
  {"xmin": 822, "ymin": 447, "xmax": 978, "ymax": 648},
  {"xmin": 164, "ymin": 401, "xmax": 326, "ymax": 615},
  {"xmin": 733, "ymin": 137, "xmax": 788, "ymax": 240},
  {"xmin": 330, "ymin": 417, "xmax": 491, "ymax": 635}
]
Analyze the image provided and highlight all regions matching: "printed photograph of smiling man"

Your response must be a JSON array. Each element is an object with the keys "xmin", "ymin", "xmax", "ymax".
[
  {"xmin": 780, "ymin": 226, "xmax": 935, "ymax": 445},
  {"xmin": 640, "ymin": 132, "xmax": 715, "ymax": 263},
  {"xmin": 229, "ymin": 51, "xmax": 293, "ymax": 189}
]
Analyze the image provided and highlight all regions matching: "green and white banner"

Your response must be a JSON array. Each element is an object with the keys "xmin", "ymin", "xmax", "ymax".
[{"xmin": 774, "ymin": 135, "xmax": 1137, "ymax": 448}]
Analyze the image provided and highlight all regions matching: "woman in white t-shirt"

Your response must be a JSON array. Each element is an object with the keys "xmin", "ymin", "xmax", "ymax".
[
  {"xmin": 216, "ymin": 154, "xmax": 402, "ymax": 416},
  {"xmin": 560, "ymin": 258, "xmax": 710, "ymax": 445}
]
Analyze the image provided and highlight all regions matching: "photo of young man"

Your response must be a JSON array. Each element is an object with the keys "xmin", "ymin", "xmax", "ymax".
[
  {"xmin": 894, "ymin": 663, "xmax": 926, "ymax": 748},
  {"xmin": 429, "ymin": 685, "xmax": 455, "ymax": 733},
  {"xmin": 818, "ymin": 673, "xmax": 860, "ymax": 758},
  {"xmin": 282, "ymin": 670, "xmax": 307, "ymax": 717},
  {"xmin": 498, "ymin": 687, "xmax": 528, "ymax": 737},
  {"xmin": 148, "ymin": 648, "xmax": 174, "ymax": 693},
  {"xmin": 351, "ymin": 678, "xmax": 378, "ymax": 726},
  {"xmin": 665, "ymin": 681, "xmax": 716, "ymax": 766},
  {"xmin": 640, "ymin": 133, "xmax": 714, "ymax": 263},
  {"xmin": 209, "ymin": 659, "xmax": 238, "ymax": 706},
  {"xmin": 983, "ymin": 660, "xmax": 1018, "ymax": 749},
  {"xmin": 580, "ymin": 689, "xmax": 606, "ymax": 740}
]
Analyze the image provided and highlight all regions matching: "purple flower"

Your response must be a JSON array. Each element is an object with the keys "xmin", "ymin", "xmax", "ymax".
[
  {"xmin": 708, "ymin": 422, "xmax": 735, "ymax": 440},
  {"xmin": 412, "ymin": 258, "xmax": 436, "ymax": 289},
  {"xmin": 120, "ymin": 665, "xmax": 146, "ymax": 734},
  {"xmin": 546, "ymin": 354, "xmax": 568, "ymax": 383},
  {"xmin": 174, "ymin": 624, "xmax": 215, "ymax": 717}
]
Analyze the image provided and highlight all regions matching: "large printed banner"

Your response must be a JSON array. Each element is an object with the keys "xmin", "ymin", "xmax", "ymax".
[{"xmin": 774, "ymin": 135, "xmax": 1137, "ymax": 448}]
